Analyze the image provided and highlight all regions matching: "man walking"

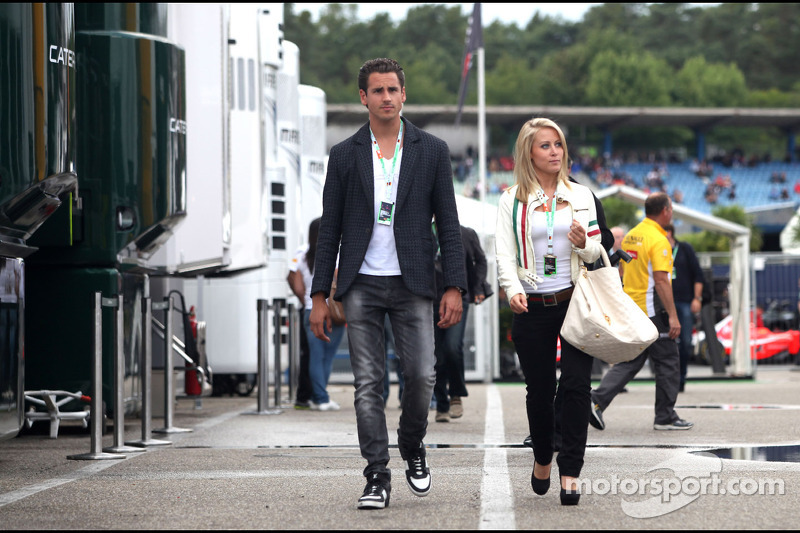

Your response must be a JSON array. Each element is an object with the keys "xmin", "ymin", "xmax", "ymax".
[
  {"xmin": 589, "ymin": 192, "xmax": 693, "ymax": 431},
  {"xmin": 433, "ymin": 223, "xmax": 491, "ymax": 422},
  {"xmin": 310, "ymin": 58, "xmax": 466, "ymax": 510}
]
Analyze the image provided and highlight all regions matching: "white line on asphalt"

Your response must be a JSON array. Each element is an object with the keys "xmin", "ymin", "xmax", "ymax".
[
  {"xmin": 0, "ymin": 407, "xmax": 248, "ymax": 508},
  {"xmin": 479, "ymin": 384, "xmax": 515, "ymax": 530},
  {"xmin": 0, "ymin": 461, "xmax": 119, "ymax": 508}
]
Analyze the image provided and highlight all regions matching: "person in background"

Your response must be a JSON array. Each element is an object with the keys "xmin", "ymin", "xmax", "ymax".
[
  {"xmin": 496, "ymin": 117, "xmax": 603, "ymax": 505},
  {"xmin": 664, "ymin": 223, "xmax": 704, "ymax": 392},
  {"xmin": 293, "ymin": 218, "xmax": 346, "ymax": 411},
  {"xmin": 433, "ymin": 223, "xmax": 491, "ymax": 422},
  {"xmin": 309, "ymin": 57, "xmax": 466, "ymax": 510},
  {"xmin": 699, "ymin": 269, "xmax": 727, "ymax": 375},
  {"xmin": 288, "ymin": 240, "xmax": 313, "ymax": 410},
  {"xmin": 590, "ymin": 192, "xmax": 694, "ymax": 432}
]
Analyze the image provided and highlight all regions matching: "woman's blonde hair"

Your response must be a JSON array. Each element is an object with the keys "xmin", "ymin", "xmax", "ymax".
[{"xmin": 512, "ymin": 117, "xmax": 571, "ymax": 202}]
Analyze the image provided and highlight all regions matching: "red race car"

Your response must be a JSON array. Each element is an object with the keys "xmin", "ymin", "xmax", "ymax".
[{"xmin": 694, "ymin": 314, "xmax": 800, "ymax": 362}]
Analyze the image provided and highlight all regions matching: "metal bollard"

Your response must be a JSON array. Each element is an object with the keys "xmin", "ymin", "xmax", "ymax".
[
  {"xmin": 244, "ymin": 299, "xmax": 281, "ymax": 415},
  {"xmin": 287, "ymin": 303, "xmax": 299, "ymax": 404},
  {"xmin": 273, "ymin": 299, "xmax": 285, "ymax": 408},
  {"xmin": 103, "ymin": 294, "xmax": 145, "ymax": 454},
  {"xmin": 67, "ymin": 292, "xmax": 125, "ymax": 460},
  {"xmin": 153, "ymin": 295, "xmax": 192, "ymax": 434},
  {"xmin": 127, "ymin": 296, "xmax": 171, "ymax": 447}
]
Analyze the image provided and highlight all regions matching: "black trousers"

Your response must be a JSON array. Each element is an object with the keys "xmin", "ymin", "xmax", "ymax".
[
  {"xmin": 511, "ymin": 297, "xmax": 593, "ymax": 478},
  {"xmin": 295, "ymin": 307, "xmax": 313, "ymax": 404}
]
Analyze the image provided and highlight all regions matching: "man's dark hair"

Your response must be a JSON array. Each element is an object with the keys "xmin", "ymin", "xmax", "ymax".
[
  {"xmin": 663, "ymin": 223, "xmax": 675, "ymax": 235},
  {"xmin": 645, "ymin": 191, "xmax": 671, "ymax": 217},
  {"xmin": 357, "ymin": 58, "xmax": 405, "ymax": 93}
]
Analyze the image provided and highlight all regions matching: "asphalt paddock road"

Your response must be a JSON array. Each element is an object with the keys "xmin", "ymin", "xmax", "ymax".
[{"xmin": 1, "ymin": 365, "xmax": 799, "ymax": 529}]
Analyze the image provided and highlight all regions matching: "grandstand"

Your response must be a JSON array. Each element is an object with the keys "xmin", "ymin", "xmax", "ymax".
[
  {"xmin": 590, "ymin": 161, "xmax": 800, "ymax": 213},
  {"xmin": 454, "ymin": 160, "xmax": 800, "ymax": 246}
]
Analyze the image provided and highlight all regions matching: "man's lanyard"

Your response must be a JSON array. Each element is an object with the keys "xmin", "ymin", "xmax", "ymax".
[
  {"xmin": 671, "ymin": 242, "xmax": 679, "ymax": 280},
  {"xmin": 369, "ymin": 122, "xmax": 403, "ymax": 202}
]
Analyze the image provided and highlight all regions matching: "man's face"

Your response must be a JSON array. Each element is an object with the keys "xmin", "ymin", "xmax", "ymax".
[{"xmin": 359, "ymin": 72, "xmax": 405, "ymax": 123}]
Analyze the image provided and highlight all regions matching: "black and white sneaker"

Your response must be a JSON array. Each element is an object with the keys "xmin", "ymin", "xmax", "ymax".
[
  {"xmin": 405, "ymin": 447, "xmax": 432, "ymax": 497},
  {"xmin": 654, "ymin": 418, "xmax": 694, "ymax": 431},
  {"xmin": 358, "ymin": 473, "xmax": 391, "ymax": 510},
  {"xmin": 589, "ymin": 401, "xmax": 605, "ymax": 431}
]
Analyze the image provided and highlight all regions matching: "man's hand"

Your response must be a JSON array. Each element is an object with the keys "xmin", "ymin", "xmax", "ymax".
[
  {"xmin": 668, "ymin": 313, "xmax": 681, "ymax": 340},
  {"xmin": 310, "ymin": 293, "xmax": 332, "ymax": 342},
  {"xmin": 438, "ymin": 287, "xmax": 463, "ymax": 328}
]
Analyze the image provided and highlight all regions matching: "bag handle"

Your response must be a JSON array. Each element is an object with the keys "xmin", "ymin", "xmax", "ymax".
[
  {"xmin": 597, "ymin": 245, "xmax": 612, "ymax": 269},
  {"xmin": 578, "ymin": 247, "xmax": 615, "ymax": 324}
]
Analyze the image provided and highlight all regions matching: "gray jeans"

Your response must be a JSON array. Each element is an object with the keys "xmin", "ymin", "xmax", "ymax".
[
  {"xmin": 592, "ymin": 313, "xmax": 681, "ymax": 425},
  {"xmin": 342, "ymin": 275, "xmax": 435, "ymax": 478}
]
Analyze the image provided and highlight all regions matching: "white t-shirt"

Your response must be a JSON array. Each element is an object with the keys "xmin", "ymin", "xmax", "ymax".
[
  {"xmin": 290, "ymin": 244, "xmax": 340, "ymax": 307},
  {"xmin": 522, "ymin": 208, "xmax": 573, "ymax": 293},
  {"xmin": 359, "ymin": 147, "xmax": 403, "ymax": 275},
  {"xmin": 289, "ymin": 244, "xmax": 314, "ymax": 308}
]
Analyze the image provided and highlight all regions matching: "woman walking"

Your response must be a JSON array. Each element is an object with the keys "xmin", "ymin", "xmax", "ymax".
[{"xmin": 495, "ymin": 118, "xmax": 602, "ymax": 505}]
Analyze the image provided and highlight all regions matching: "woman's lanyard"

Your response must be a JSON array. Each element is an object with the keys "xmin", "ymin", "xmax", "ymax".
[
  {"xmin": 543, "ymin": 196, "xmax": 558, "ymax": 276},
  {"xmin": 370, "ymin": 122, "xmax": 403, "ymax": 226}
]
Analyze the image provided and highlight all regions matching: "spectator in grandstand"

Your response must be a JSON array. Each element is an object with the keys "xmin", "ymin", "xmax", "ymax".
[
  {"xmin": 704, "ymin": 185, "xmax": 719, "ymax": 204},
  {"xmin": 664, "ymin": 223, "xmax": 704, "ymax": 392}
]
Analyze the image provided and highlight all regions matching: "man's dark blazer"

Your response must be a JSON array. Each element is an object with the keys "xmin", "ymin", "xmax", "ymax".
[{"xmin": 311, "ymin": 117, "xmax": 467, "ymax": 301}]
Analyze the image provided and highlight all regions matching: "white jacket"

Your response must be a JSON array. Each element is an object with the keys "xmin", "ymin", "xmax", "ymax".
[{"xmin": 495, "ymin": 181, "xmax": 603, "ymax": 302}]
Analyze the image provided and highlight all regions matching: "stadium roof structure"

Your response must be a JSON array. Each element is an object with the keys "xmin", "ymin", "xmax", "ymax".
[{"xmin": 327, "ymin": 104, "xmax": 800, "ymax": 131}]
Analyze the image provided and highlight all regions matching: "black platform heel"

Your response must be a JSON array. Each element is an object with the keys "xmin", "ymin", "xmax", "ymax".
[
  {"xmin": 531, "ymin": 462, "xmax": 551, "ymax": 495},
  {"xmin": 560, "ymin": 488, "xmax": 581, "ymax": 505},
  {"xmin": 560, "ymin": 476, "xmax": 580, "ymax": 505}
]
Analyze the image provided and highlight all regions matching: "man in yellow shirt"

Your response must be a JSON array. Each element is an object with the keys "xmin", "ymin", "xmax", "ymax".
[{"xmin": 589, "ymin": 192, "xmax": 693, "ymax": 431}]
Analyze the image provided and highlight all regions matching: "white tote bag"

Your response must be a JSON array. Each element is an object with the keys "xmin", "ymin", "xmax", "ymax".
[{"xmin": 560, "ymin": 247, "xmax": 659, "ymax": 364}]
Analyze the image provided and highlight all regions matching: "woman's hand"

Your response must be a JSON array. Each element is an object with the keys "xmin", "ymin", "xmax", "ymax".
[
  {"xmin": 568, "ymin": 220, "xmax": 586, "ymax": 249},
  {"xmin": 509, "ymin": 293, "xmax": 528, "ymax": 314}
]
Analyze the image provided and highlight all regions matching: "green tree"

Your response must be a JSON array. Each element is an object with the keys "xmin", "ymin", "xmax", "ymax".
[
  {"xmin": 530, "ymin": 28, "xmax": 638, "ymax": 106},
  {"xmin": 600, "ymin": 196, "xmax": 641, "ymax": 229},
  {"xmin": 402, "ymin": 44, "xmax": 452, "ymax": 105},
  {"xmin": 747, "ymin": 86, "xmax": 800, "ymax": 108},
  {"xmin": 585, "ymin": 50, "xmax": 673, "ymax": 106},
  {"xmin": 679, "ymin": 205, "xmax": 763, "ymax": 252},
  {"xmin": 485, "ymin": 53, "xmax": 541, "ymax": 105},
  {"xmin": 673, "ymin": 56, "xmax": 748, "ymax": 107}
]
